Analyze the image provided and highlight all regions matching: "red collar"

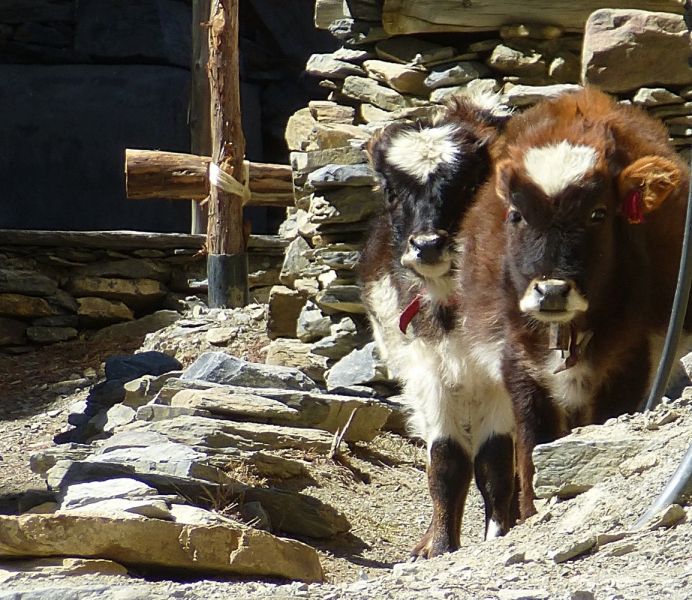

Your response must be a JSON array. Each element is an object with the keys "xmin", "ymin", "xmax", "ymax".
[{"xmin": 399, "ymin": 291, "xmax": 457, "ymax": 334}]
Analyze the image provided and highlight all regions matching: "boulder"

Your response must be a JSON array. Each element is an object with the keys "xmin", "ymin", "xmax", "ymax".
[
  {"xmin": 326, "ymin": 342, "xmax": 389, "ymax": 390},
  {"xmin": 363, "ymin": 59, "xmax": 429, "ymax": 95},
  {"xmin": 582, "ymin": 9, "xmax": 692, "ymax": 93},
  {"xmin": 105, "ymin": 351, "xmax": 182, "ymax": 381},
  {"xmin": 306, "ymin": 53, "xmax": 365, "ymax": 79},
  {"xmin": 0, "ymin": 513, "xmax": 323, "ymax": 582},
  {"xmin": 67, "ymin": 277, "xmax": 167, "ymax": 309}
]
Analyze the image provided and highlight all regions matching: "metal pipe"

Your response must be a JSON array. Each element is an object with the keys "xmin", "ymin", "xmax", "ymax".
[
  {"xmin": 634, "ymin": 436, "xmax": 692, "ymax": 529},
  {"xmin": 634, "ymin": 2, "xmax": 692, "ymax": 527},
  {"xmin": 643, "ymin": 155, "xmax": 692, "ymax": 412}
]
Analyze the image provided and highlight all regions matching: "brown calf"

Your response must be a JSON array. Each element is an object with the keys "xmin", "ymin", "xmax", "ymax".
[{"xmin": 460, "ymin": 88, "xmax": 690, "ymax": 519}]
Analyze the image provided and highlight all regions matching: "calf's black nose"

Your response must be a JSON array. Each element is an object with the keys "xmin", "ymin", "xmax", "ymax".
[
  {"xmin": 535, "ymin": 280, "xmax": 572, "ymax": 311},
  {"xmin": 409, "ymin": 233, "xmax": 447, "ymax": 264}
]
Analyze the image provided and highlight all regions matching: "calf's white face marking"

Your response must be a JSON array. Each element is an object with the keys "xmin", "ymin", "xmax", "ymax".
[
  {"xmin": 386, "ymin": 124, "xmax": 459, "ymax": 184},
  {"xmin": 523, "ymin": 141, "xmax": 598, "ymax": 197}
]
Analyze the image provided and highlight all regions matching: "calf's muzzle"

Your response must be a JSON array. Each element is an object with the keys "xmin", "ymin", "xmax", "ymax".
[
  {"xmin": 407, "ymin": 232, "xmax": 448, "ymax": 265},
  {"xmin": 519, "ymin": 278, "xmax": 588, "ymax": 321}
]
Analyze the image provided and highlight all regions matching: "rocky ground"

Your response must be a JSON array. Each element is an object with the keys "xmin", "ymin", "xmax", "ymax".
[{"xmin": 1, "ymin": 307, "xmax": 692, "ymax": 599}]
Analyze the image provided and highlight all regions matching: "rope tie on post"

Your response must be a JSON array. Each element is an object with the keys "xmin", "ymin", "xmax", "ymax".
[{"xmin": 208, "ymin": 160, "xmax": 251, "ymax": 205}]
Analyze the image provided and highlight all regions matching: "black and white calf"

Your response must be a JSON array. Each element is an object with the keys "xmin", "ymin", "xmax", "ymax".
[{"xmin": 359, "ymin": 93, "xmax": 517, "ymax": 558}]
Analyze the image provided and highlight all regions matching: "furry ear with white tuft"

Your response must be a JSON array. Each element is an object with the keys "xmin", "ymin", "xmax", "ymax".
[{"xmin": 617, "ymin": 156, "xmax": 682, "ymax": 223}]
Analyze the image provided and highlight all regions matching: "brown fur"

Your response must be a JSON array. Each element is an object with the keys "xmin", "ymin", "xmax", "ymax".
[{"xmin": 459, "ymin": 88, "xmax": 690, "ymax": 518}]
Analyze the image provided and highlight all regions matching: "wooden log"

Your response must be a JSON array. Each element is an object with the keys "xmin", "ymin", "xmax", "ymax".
[
  {"xmin": 207, "ymin": 0, "xmax": 247, "ymax": 308},
  {"xmin": 381, "ymin": 0, "xmax": 684, "ymax": 35},
  {"xmin": 125, "ymin": 149, "xmax": 294, "ymax": 207}
]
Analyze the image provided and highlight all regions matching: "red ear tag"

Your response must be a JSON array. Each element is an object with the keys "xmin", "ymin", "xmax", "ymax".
[{"xmin": 622, "ymin": 189, "xmax": 644, "ymax": 224}]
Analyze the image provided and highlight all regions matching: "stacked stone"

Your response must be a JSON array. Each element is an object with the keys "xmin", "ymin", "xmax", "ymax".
[
  {"xmin": 267, "ymin": 7, "xmax": 692, "ymax": 394},
  {"xmin": 0, "ymin": 231, "xmax": 284, "ymax": 351},
  {"xmin": 265, "ymin": 143, "xmax": 388, "ymax": 391}
]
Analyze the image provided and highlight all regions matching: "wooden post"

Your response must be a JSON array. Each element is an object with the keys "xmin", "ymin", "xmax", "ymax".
[
  {"xmin": 190, "ymin": 0, "xmax": 212, "ymax": 235},
  {"xmin": 207, "ymin": 0, "xmax": 247, "ymax": 308}
]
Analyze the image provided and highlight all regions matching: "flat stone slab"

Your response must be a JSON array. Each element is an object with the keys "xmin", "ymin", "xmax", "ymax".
[
  {"xmin": 142, "ymin": 415, "xmax": 335, "ymax": 454},
  {"xmin": 182, "ymin": 352, "xmax": 317, "ymax": 391},
  {"xmin": 533, "ymin": 436, "xmax": 646, "ymax": 499},
  {"xmin": 170, "ymin": 388, "xmax": 300, "ymax": 421},
  {"xmin": 0, "ymin": 513, "xmax": 324, "ymax": 582}
]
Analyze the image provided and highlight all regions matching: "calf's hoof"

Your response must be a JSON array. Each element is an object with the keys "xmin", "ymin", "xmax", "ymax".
[{"xmin": 410, "ymin": 531, "xmax": 458, "ymax": 560}]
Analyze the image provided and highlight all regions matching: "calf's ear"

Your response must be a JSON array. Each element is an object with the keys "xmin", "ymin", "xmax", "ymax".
[
  {"xmin": 617, "ymin": 156, "xmax": 681, "ymax": 223},
  {"xmin": 494, "ymin": 158, "xmax": 513, "ymax": 202}
]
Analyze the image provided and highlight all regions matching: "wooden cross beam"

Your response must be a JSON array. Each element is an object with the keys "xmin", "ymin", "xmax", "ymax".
[{"xmin": 124, "ymin": 149, "xmax": 294, "ymax": 208}]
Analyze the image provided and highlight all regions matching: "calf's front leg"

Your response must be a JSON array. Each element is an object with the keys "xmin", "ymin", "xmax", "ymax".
[{"xmin": 412, "ymin": 437, "xmax": 473, "ymax": 559}]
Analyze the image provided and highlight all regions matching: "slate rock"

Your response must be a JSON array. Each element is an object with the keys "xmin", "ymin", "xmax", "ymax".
[
  {"xmin": 315, "ymin": 284, "xmax": 365, "ymax": 314},
  {"xmin": 309, "ymin": 186, "xmax": 383, "ymax": 225},
  {"xmin": 297, "ymin": 302, "xmax": 332, "ymax": 342},
  {"xmin": 632, "ymin": 87, "xmax": 685, "ymax": 107},
  {"xmin": 533, "ymin": 436, "xmax": 645, "ymax": 499},
  {"xmin": 306, "ymin": 53, "xmax": 366, "ymax": 79},
  {"xmin": 363, "ymin": 59, "xmax": 429, "ymax": 95},
  {"xmin": 59, "ymin": 478, "xmax": 160, "ymax": 510},
  {"xmin": 487, "ymin": 45, "xmax": 547, "ymax": 77},
  {"xmin": 105, "ymin": 351, "xmax": 182, "ymax": 381},
  {"xmin": 0, "ymin": 269, "xmax": 58, "ymax": 296},
  {"xmin": 181, "ymin": 351, "xmax": 318, "ymax": 391},
  {"xmin": 76, "ymin": 258, "xmax": 171, "ymax": 281},
  {"xmin": 144, "ymin": 414, "xmax": 333, "ymax": 454},
  {"xmin": 264, "ymin": 338, "xmax": 330, "ymax": 383},
  {"xmin": 311, "ymin": 316, "xmax": 369, "ymax": 359},
  {"xmin": 307, "ymin": 163, "xmax": 379, "ymax": 189},
  {"xmin": 32, "ymin": 314, "xmax": 80, "ymax": 328},
  {"xmin": 375, "ymin": 36, "xmax": 455, "ymax": 66},
  {"xmin": 25, "ymin": 326, "xmax": 78, "ymax": 345},
  {"xmin": 76, "ymin": 296, "xmax": 134, "ymax": 326},
  {"xmin": 0, "ymin": 294, "xmax": 57, "ymax": 319},
  {"xmin": 425, "ymin": 61, "xmax": 489, "ymax": 89},
  {"xmin": 341, "ymin": 75, "xmax": 408, "ymax": 111},
  {"xmin": 326, "ymin": 341, "xmax": 389, "ymax": 390},
  {"xmin": 504, "ymin": 83, "xmax": 582, "ymax": 107},
  {"xmin": 93, "ymin": 310, "xmax": 181, "ymax": 340},
  {"xmin": 279, "ymin": 237, "xmax": 312, "ymax": 288}
]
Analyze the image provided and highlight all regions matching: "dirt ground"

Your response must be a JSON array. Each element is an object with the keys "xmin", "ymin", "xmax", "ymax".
[{"xmin": 0, "ymin": 333, "xmax": 490, "ymax": 584}]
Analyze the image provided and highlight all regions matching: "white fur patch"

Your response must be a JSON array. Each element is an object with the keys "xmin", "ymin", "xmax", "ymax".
[
  {"xmin": 465, "ymin": 88, "xmax": 514, "ymax": 118},
  {"xmin": 523, "ymin": 141, "xmax": 598, "ymax": 197},
  {"xmin": 485, "ymin": 519, "xmax": 503, "ymax": 541},
  {"xmin": 543, "ymin": 353, "xmax": 596, "ymax": 416},
  {"xmin": 386, "ymin": 124, "xmax": 459, "ymax": 184}
]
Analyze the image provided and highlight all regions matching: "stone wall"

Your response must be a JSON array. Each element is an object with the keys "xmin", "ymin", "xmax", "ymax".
[
  {"xmin": 0, "ymin": 230, "xmax": 285, "ymax": 351},
  {"xmin": 265, "ymin": 5, "xmax": 692, "ymax": 392}
]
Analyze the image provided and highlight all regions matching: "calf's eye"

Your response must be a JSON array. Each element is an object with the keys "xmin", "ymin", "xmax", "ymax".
[
  {"xmin": 505, "ymin": 208, "xmax": 523, "ymax": 224},
  {"xmin": 590, "ymin": 208, "xmax": 607, "ymax": 223}
]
